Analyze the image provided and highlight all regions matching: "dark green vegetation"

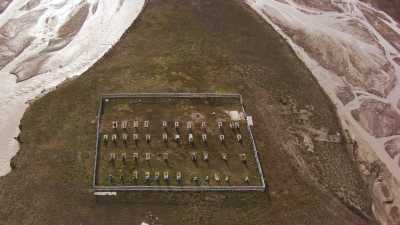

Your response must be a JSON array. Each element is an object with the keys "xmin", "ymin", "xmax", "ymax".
[
  {"xmin": 0, "ymin": 0, "xmax": 375, "ymax": 224},
  {"xmin": 97, "ymin": 96, "xmax": 262, "ymax": 188}
]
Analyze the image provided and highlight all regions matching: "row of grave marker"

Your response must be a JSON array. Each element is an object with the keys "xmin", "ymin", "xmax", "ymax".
[
  {"xmin": 107, "ymin": 152, "xmax": 247, "ymax": 163},
  {"xmin": 108, "ymin": 171, "xmax": 250, "ymax": 184},
  {"xmin": 110, "ymin": 120, "xmax": 241, "ymax": 130},
  {"xmin": 102, "ymin": 132, "xmax": 243, "ymax": 145}
]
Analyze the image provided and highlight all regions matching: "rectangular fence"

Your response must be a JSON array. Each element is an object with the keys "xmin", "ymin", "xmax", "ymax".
[{"xmin": 92, "ymin": 93, "xmax": 266, "ymax": 192}]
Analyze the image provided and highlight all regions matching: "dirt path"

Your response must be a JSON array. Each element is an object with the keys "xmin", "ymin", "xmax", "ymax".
[{"xmin": 0, "ymin": 0, "xmax": 376, "ymax": 224}]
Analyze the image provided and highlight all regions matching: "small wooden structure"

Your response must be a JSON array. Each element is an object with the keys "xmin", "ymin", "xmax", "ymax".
[
  {"xmin": 109, "ymin": 153, "xmax": 116, "ymax": 162},
  {"xmin": 162, "ymin": 133, "xmax": 168, "ymax": 142},
  {"xmin": 111, "ymin": 134, "xmax": 117, "ymax": 143},
  {"xmin": 154, "ymin": 171, "xmax": 160, "ymax": 181},
  {"xmin": 201, "ymin": 121, "xmax": 207, "ymax": 129},
  {"xmin": 219, "ymin": 134, "xmax": 225, "ymax": 143},
  {"xmin": 214, "ymin": 173, "xmax": 220, "ymax": 182},
  {"xmin": 145, "ymin": 134, "xmax": 151, "ymax": 143},
  {"xmin": 225, "ymin": 176, "xmax": 230, "ymax": 183},
  {"xmin": 121, "ymin": 120, "xmax": 128, "ymax": 129},
  {"xmin": 103, "ymin": 134, "xmax": 109, "ymax": 145},
  {"xmin": 122, "ymin": 133, "xmax": 128, "ymax": 143},
  {"xmin": 145, "ymin": 152, "xmax": 151, "ymax": 161},
  {"xmin": 176, "ymin": 171, "xmax": 182, "ymax": 181},
  {"xmin": 221, "ymin": 153, "xmax": 227, "ymax": 161},
  {"xmin": 191, "ymin": 152, "xmax": 197, "ymax": 161},
  {"xmin": 145, "ymin": 171, "xmax": 151, "ymax": 181},
  {"xmin": 201, "ymin": 133, "xmax": 207, "ymax": 143},
  {"xmin": 175, "ymin": 134, "xmax": 180, "ymax": 143},
  {"xmin": 203, "ymin": 152, "xmax": 209, "ymax": 161},
  {"xmin": 121, "ymin": 152, "xmax": 127, "ymax": 162},
  {"xmin": 236, "ymin": 134, "xmax": 242, "ymax": 143},
  {"xmin": 187, "ymin": 121, "xmax": 192, "ymax": 130},
  {"xmin": 112, "ymin": 121, "xmax": 118, "ymax": 129},
  {"xmin": 133, "ymin": 120, "xmax": 139, "ymax": 128},
  {"xmin": 188, "ymin": 133, "xmax": 194, "ymax": 144},
  {"xmin": 163, "ymin": 171, "xmax": 169, "ymax": 181},
  {"xmin": 133, "ymin": 152, "xmax": 139, "ymax": 161},
  {"xmin": 133, "ymin": 170, "xmax": 138, "ymax": 180}
]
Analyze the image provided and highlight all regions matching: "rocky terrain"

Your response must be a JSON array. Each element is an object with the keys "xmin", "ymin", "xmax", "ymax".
[{"xmin": 246, "ymin": 0, "xmax": 400, "ymax": 224}]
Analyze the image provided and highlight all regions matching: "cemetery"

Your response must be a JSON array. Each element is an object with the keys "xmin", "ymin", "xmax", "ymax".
[{"xmin": 92, "ymin": 93, "xmax": 265, "ymax": 191}]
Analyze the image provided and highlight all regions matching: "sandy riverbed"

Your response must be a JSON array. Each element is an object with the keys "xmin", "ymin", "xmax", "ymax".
[
  {"xmin": 0, "ymin": 0, "xmax": 145, "ymax": 176},
  {"xmin": 246, "ymin": 0, "xmax": 400, "ymax": 185},
  {"xmin": 246, "ymin": 0, "xmax": 400, "ymax": 224}
]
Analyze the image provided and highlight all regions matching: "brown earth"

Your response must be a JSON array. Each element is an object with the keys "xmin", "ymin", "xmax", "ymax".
[
  {"xmin": 352, "ymin": 99, "xmax": 400, "ymax": 138},
  {"xmin": 336, "ymin": 85, "xmax": 355, "ymax": 105},
  {"xmin": 360, "ymin": 0, "xmax": 400, "ymax": 23},
  {"xmin": 385, "ymin": 138, "xmax": 400, "ymax": 159},
  {"xmin": 0, "ymin": 0, "xmax": 375, "ymax": 224},
  {"xmin": 57, "ymin": 2, "xmax": 90, "ymax": 39}
]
